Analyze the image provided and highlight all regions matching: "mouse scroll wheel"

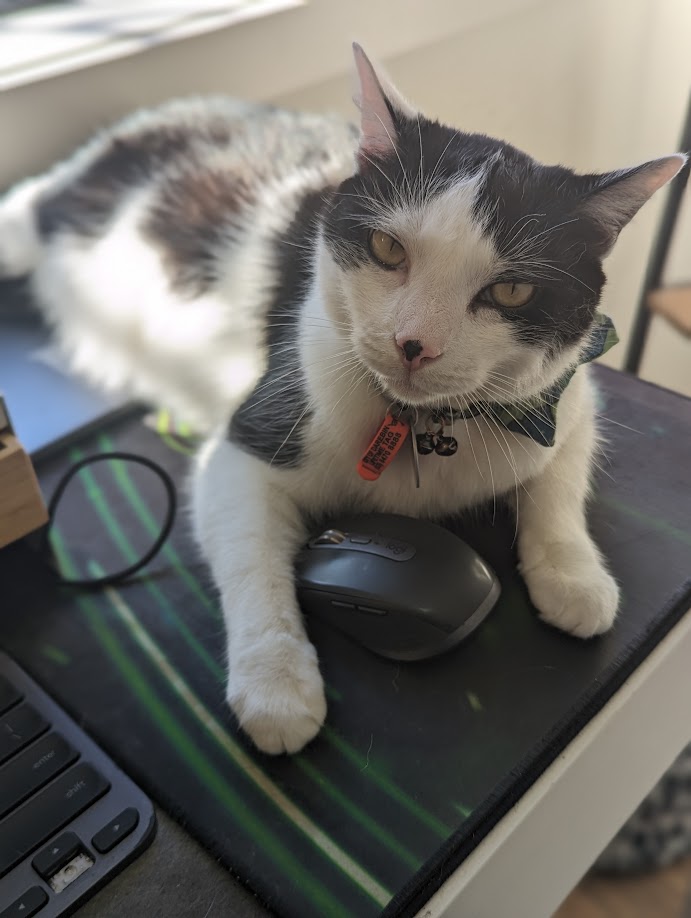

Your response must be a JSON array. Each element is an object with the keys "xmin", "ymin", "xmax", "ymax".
[{"xmin": 314, "ymin": 529, "xmax": 347, "ymax": 545}]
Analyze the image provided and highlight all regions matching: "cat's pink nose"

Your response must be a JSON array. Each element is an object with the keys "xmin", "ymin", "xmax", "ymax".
[{"xmin": 395, "ymin": 335, "xmax": 442, "ymax": 371}]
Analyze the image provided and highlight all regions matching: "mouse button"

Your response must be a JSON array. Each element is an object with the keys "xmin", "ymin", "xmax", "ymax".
[
  {"xmin": 348, "ymin": 534, "xmax": 371, "ymax": 545},
  {"xmin": 362, "ymin": 537, "xmax": 416, "ymax": 562},
  {"xmin": 311, "ymin": 529, "xmax": 347, "ymax": 546}
]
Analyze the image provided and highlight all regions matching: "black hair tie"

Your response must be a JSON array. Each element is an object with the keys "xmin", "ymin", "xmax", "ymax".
[{"xmin": 42, "ymin": 451, "xmax": 177, "ymax": 589}]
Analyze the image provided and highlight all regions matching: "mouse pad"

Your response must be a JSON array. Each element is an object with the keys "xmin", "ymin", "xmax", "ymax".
[{"xmin": 1, "ymin": 365, "xmax": 690, "ymax": 918}]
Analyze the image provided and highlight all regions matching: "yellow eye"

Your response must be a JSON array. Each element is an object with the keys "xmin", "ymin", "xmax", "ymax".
[
  {"xmin": 488, "ymin": 282, "xmax": 536, "ymax": 308},
  {"xmin": 368, "ymin": 230, "xmax": 406, "ymax": 268}
]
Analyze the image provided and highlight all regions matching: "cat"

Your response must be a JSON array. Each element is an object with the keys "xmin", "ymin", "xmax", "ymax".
[{"xmin": 0, "ymin": 44, "xmax": 684, "ymax": 755}]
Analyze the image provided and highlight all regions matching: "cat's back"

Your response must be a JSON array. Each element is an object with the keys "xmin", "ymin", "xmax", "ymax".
[
  {"xmin": 118, "ymin": 96, "xmax": 358, "ymax": 189},
  {"xmin": 35, "ymin": 96, "xmax": 358, "ymax": 295},
  {"xmin": 4, "ymin": 97, "xmax": 358, "ymax": 427}
]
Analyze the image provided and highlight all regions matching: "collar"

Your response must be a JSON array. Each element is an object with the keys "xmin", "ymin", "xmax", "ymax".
[{"xmin": 401, "ymin": 313, "xmax": 618, "ymax": 448}]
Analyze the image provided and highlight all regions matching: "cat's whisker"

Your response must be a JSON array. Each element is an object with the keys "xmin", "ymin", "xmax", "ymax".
[
  {"xmin": 244, "ymin": 354, "xmax": 361, "ymax": 408},
  {"xmin": 477, "ymin": 395, "xmax": 542, "ymax": 511},
  {"xmin": 264, "ymin": 320, "xmax": 352, "ymax": 333},
  {"xmin": 511, "ymin": 256, "xmax": 597, "ymax": 294},
  {"xmin": 499, "ymin": 213, "xmax": 544, "ymax": 253},
  {"xmin": 280, "ymin": 240, "xmax": 313, "ymax": 251},
  {"xmin": 483, "ymin": 385, "xmax": 556, "ymax": 422},
  {"xmin": 358, "ymin": 153, "xmax": 407, "ymax": 211},
  {"xmin": 425, "ymin": 130, "xmax": 460, "ymax": 202},
  {"xmin": 590, "ymin": 452, "xmax": 616, "ymax": 483},
  {"xmin": 482, "ymin": 373, "xmax": 549, "ymax": 408},
  {"xmin": 503, "ymin": 219, "xmax": 581, "ymax": 264},
  {"xmin": 484, "ymin": 371, "xmax": 558, "ymax": 409},
  {"xmin": 480, "ymin": 379, "xmax": 558, "ymax": 435},
  {"xmin": 476, "ymin": 387, "xmax": 546, "ymax": 471},
  {"xmin": 290, "ymin": 313, "xmax": 354, "ymax": 328},
  {"xmin": 595, "ymin": 415, "xmax": 643, "ymax": 435},
  {"xmin": 269, "ymin": 401, "xmax": 312, "ymax": 466},
  {"xmin": 328, "ymin": 364, "xmax": 372, "ymax": 417},
  {"xmin": 260, "ymin": 345, "xmax": 357, "ymax": 372},
  {"xmin": 265, "ymin": 338, "xmax": 351, "ymax": 354},
  {"xmin": 474, "ymin": 398, "xmax": 529, "ymax": 540},
  {"xmin": 373, "ymin": 112, "xmax": 413, "ymax": 203},
  {"xmin": 457, "ymin": 395, "xmax": 495, "ymax": 519},
  {"xmin": 455, "ymin": 401, "xmax": 485, "ymax": 483}
]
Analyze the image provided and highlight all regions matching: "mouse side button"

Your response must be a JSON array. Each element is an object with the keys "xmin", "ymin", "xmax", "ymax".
[{"xmin": 356, "ymin": 605, "xmax": 387, "ymax": 616}]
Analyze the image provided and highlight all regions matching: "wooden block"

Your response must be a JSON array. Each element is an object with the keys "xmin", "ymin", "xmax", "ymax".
[
  {"xmin": 0, "ymin": 433, "xmax": 49, "ymax": 549},
  {"xmin": 647, "ymin": 285, "xmax": 691, "ymax": 336}
]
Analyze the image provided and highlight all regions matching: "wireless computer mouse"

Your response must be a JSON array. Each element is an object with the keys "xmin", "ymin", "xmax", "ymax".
[{"xmin": 295, "ymin": 513, "xmax": 501, "ymax": 661}]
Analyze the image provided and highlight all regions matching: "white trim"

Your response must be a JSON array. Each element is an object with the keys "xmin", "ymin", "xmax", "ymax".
[{"xmin": 418, "ymin": 607, "xmax": 691, "ymax": 917}]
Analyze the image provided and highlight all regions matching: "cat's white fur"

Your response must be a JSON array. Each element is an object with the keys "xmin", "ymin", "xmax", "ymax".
[{"xmin": 0, "ymin": 51, "xmax": 683, "ymax": 755}]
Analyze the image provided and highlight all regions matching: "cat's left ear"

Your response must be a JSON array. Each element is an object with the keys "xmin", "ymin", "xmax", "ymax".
[
  {"xmin": 352, "ymin": 43, "xmax": 417, "ymax": 167},
  {"xmin": 580, "ymin": 154, "xmax": 687, "ymax": 255}
]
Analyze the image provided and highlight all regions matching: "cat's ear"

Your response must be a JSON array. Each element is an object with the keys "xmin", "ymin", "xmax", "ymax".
[
  {"xmin": 352, "ymin": 43, "xmax": 417, "ymax": 166},
  {"xmin": 579, "ymin": 154, "xmax": 687, "ymax": 255}
]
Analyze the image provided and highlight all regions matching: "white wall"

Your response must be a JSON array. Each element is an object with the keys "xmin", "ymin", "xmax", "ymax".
[{"xmin": 2, "ymin": 0, "xmax": 689, "ymax": 393}]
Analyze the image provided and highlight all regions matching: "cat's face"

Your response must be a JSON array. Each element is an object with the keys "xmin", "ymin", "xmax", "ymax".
[{"xmin": 321, "ymin": 45, "xmax": 683, "ymax": 409}]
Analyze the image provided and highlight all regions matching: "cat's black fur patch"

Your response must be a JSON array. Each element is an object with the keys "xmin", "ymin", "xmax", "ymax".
[
  {"xmin": 144, "ymin": 169, "xmax": 256, "ymax": 297},
  {"xmin": 37, "ymin": 127, "xmax": 196, "ymax": 239},
  {"xmin": 323, "ymin": 110, "xmax": 607, "ymax": 353},
  {"xmin": 323, "ymin": 114, "xmax": 500, "ymax": 268},
  {"xmin": 477, "ymin": 150, "xmax": 606, "ymax": 350},
  {"xmin": 228, "ymin": 187, "xmax": 332, "ymax": 467}
]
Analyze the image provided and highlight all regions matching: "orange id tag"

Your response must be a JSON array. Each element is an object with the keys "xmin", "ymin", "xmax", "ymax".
[{"xmin": 357, "ymin": 413, "xmax": 410, "ymax": 481}]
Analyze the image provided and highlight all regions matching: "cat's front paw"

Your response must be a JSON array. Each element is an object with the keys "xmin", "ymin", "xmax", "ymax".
[
  {"xmin": 520, "ymin": 540, "xmax": 619, "ymax": 639},
  {"xmin": 227, "ymin": 633, "xmax": 327, "ymax": 755}
]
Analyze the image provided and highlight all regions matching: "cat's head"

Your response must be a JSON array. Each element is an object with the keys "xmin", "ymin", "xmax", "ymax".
[{"xmin": 320, "ymin": 44, "xmax": 685, "ymax": 409}]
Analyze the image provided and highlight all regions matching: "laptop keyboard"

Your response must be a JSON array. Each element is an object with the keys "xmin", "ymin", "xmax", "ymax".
[{"xmin": 0, "ymin": 654, "xmax": 155, "ymax": 917}]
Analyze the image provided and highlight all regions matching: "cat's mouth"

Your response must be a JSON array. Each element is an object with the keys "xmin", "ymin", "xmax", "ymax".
[{"xmin": 373, "ymin": 368, "xmax": 480, "ymax": 410}]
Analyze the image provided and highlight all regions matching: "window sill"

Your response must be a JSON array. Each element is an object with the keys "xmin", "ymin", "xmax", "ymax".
[
  {"xmin": 0, "ymin": 0, "xmax": 543, "ymax": 188},
  {"xmin": 1, "ymin": 0, "xmax": 300, "ymax": 91}
]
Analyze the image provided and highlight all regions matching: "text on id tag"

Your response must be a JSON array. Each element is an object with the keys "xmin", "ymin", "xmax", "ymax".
[{"xmin": 357, "ymin": 413, "xmax": 410, "ymax": 481}]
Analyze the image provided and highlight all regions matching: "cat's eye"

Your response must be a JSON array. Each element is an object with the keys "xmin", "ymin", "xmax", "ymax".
[
  {"xmin": 368, "ymin": 230, "xmax": 406, "ymax": 268},
  {"xmin": 488, "ymin": 282, "xmax": 536, "ymax": 308}
]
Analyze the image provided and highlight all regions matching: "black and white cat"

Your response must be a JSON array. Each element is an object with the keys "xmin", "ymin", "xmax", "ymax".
[{"xmin": 0, "ymin": 46, "xmax": 684, "ymax": 755}]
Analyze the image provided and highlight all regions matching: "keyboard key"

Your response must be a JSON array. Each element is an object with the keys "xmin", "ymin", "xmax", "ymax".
[
  {"xmin": 0, "ymin": 705, "xmax": 48, "ymax": 765},
  {"xmin": 92, "ymin": 808, "xmax": 139, "ymax": 853},
  {"xmin": 0, "ymin": 886, "xmax": 48, "ymax": 918},
  {"xmin": 32, "ymin": 831, "xmax": 82, "ymax": 880},
  {"xmin": 0, "ymin": 763, "xmax": 110, "ymax": 878},
  {"xmin": 0, "ymin": 674, "xmax": 21, "ymax": 715},
  {"xmin": 0, "ymin": 733, "xmax": 78, "ymax": 819}
]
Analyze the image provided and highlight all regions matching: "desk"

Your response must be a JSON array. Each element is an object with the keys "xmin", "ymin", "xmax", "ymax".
[
  {"xmin": 66, "ymin": 607, "xmax": 691, "ymax": 918},
  {"xmin": 423, "ymin": 608, "xmax": 691, "ymax": 917},
  {"xmin": 1, "ymin": 364, "xmax": 690, "ymax": 918}
]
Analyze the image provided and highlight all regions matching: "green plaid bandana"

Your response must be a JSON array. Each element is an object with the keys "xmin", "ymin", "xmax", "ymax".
[{"xmin": 443, "ymin": 312, "xmax": 618, "ymax": 447}]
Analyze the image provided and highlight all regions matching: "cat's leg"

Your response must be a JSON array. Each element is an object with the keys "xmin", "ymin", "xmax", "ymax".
[
  {"xmin": 192, "ymin": 434, "xmax": 326, "ymax": 755},
  {"xmin": 517, "ymin": 414, "xmax": 619, "ymax": 639}
]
